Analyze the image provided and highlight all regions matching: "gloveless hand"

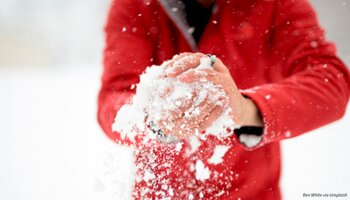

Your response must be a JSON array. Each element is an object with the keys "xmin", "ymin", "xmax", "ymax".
[{"xmin": 159, "ymin": 53, "xmax": 263, "ymax": 139}]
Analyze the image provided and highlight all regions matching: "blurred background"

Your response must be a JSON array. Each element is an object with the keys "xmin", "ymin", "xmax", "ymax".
[{"xmin": 0, "ymin": 0, "xmax": 349, "ymax": 199}]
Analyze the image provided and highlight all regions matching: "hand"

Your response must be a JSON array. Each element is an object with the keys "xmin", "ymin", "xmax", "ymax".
[
  {"xmin": 154, "ymin": 53, "xmax": 228, "ymax": 139},
  {"xmin": 169, "ymin": 53, "xmax": 263, "ymax": 128},
  {"xmin": 156, "ymin": 88, "xmax": 227, "ymax": 140}
]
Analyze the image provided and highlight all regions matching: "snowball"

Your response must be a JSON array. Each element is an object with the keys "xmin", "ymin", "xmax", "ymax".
[{"xmin": 112, "ymin": 55, "xmax": 238, "ymax": 145}]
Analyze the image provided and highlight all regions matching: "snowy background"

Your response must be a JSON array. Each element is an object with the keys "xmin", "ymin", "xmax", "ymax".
[{"xmin": 0, "ymin": 0, "xmax": 349, "ymax": 199}]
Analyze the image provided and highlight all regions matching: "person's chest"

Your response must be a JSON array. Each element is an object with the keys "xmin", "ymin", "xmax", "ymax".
[{"xmin": 143, "ymin": 0, "xmax": 283, "ymax": 89}]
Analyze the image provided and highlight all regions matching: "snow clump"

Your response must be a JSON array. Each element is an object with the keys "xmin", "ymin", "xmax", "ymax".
[{"xmin": 112, "ymin": 55, "xmax": 239, "ymax": 144}]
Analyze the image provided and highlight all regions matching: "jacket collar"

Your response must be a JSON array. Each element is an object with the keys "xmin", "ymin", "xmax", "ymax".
[{"xmin": 158, "ymin": 0, "xmax": 198, "ymax": 51}]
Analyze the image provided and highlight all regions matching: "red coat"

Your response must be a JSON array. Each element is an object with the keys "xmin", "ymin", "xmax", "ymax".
[{"xmin": 98, "ymin": 0, "xmax": 350, "ymax": 199}]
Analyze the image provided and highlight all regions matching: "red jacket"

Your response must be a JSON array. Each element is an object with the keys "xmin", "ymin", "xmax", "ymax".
[{"xmin": 98, "ymin": 0, "xmax": 350, "ymax": 199}]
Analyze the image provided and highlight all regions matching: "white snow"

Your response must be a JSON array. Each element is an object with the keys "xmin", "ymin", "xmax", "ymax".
[
  {"xmin": 112, "ymin": 104, "xmax": 145, "ymax": 143},
  {"xmin": 1, "ymin": 1, "xmax": 350, "ymax": 200},
  {"xmin": 186, "ymin": 135, "xmax": 201, "ymax": 155},
  {"xmin": 143, "ymin": 170, "xmax": 155, "ymax": 182},
  {"xmin": 238, "ymin": 134, "xmax": 262, "ymax": 148},
  {"xmin": 112, "ymin": 55, "xmax": 238, "ymax": 144},
  {"xmin": 285, "ymin": 131, "xmax": 292, "ymax": 138},
  {"xmin": 175, "ymin": 142, "xmax": 183, "ymax": 153},
  {"xmin": 205, "ymin": 108, "xmax": 240, "ymax": 138},
  {"xmin": 199, "ymin": 192, "xmax": 204, "ymax": 198},
  {"xmin": 168, "ymin": 188, "xmax": 174, "ymax": 196},
  {"xmin": 208, "ymin": 145, "xmax": 230, "ymax": 165},
  {"xmin": 1, "ymin": 65, "xmax": 349, "ymax": 200},
  {"xmin": 187, "ymin": 27, "xmax": 195, "ymax": 34},
  {"xmin": 310, "ymin": 41, "xmax": 319, "ymax": 48},
  {"xmin": 171, "ymin": 7, "xmax": 178, "ymax": 12},
  {"xmin": 195, "ymin": 160, "xmax": 210, "ymax": 182}
]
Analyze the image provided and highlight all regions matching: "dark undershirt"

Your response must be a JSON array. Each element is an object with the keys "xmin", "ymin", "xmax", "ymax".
[{"xmin": 183, "ymin": 0, "xmax": 214, "ymax": 43}]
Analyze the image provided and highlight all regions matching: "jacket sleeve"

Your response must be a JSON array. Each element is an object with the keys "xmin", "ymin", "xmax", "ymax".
[
  {"xmin": 240, "ymin": 0, "xmax": 350, "ymax": 149},
  {"xmin": 98, "ymin": 0, "xmax": 153, "ymax": 145}
]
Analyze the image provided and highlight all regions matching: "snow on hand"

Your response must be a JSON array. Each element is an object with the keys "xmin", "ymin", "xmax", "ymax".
[{"xmin": 112, "ymin": 54, "xmax": 239, "ymax": 144}]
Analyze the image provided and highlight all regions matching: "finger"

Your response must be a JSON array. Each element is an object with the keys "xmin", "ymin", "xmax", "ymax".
[
  {"xmin": 156, "ymin": 89, "xmax": 199, "ymax": 134},
  {"xmin": 177, "ymin": 68, "xmax": 219, "ymax": 84},
  {"xmin": 170, "ymin": 90, "xmax": 199, "ymax": 120},
  {"xmin": 172, "ymin": 97, "xmax": 217, "ymax": 137},
  {"xmin": 198, "ymin": 105, "xmax": 225, "ymax": 132},
  {"xmin": 212, "ymin": 57, "xmax": 230, "ymax": 74},
  {"xmin": 164, "ymin": 52, "xmax": 192, "ymax": 69},
  {"xmin": 159, "ymin": 86, "xmax": 172, "ymax": 98},
  {"xmin": 166, "ymin": 53, "xmax": 207, "ymax": 77}
]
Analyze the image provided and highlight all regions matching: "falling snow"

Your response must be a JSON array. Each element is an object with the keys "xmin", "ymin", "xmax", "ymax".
[
  {"xmin": 110, "ymin": 55, "xmax": 241, "ymax": 199},
  {"xmin": 208, "ymin": 145, "xmax": 230, "ymax": 164},
  {"xmin": 195, "ymin": 160, "xmax": 211, "ymax": 182}
]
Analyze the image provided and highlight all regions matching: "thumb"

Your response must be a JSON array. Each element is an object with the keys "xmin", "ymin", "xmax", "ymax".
[{"xmin": 212, "ymin": 58, "xmax": 230, "ymax": 74}]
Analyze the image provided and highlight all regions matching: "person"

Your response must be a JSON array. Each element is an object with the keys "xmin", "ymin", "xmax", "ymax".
[{"xmin": 97, "ymin": 0, "xmax": 350, "ymax": 199}]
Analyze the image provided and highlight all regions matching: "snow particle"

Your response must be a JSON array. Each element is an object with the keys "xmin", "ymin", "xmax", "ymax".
[
  {"xmin": 122, "ymin": 27, "xmax": 126, "ymax": 32},
  {"xmin": 265, "ymin": 94, "xmax": 271, "ymax": 100},
  {"xmin": 175, "ymin": 142, "xmax": 183, "ymax": 152},
  {"xmin": 188, "ymin": 27, "xmax": 195, "ymax": 34},
  {"xmin": 187, "ymin": 135, "xmax": 201, "ymax": 155},
  {"xmin": 195, "ymin": 160, "xmax": 211, "ymax": 182},
  {"xmin": 199, "ymin": 192, "xmax": 204, "ymax": 198},
  {"xmin": 310, "ymin": 41, "xmax": 318, "ymax": 48},
  {"xmin": 171, "ymin": 7, "xmax": 178, "ymax": 12},
  {"xmin": 175, "ymin": 100, "xmax": 182, "ymax": 106},
  {"xmin": 169, "ymin": 188, "xmax": 174, "ymax": 196},
  {"xmin": 285, "ymin": 131, "xmax": 291, "ymax": 137},
  {"xmin": 143, "ymin": 170, "xmax": 155, "ymax": 182},
  {"xmin": 208, "ymin": 145, "xmax": 230, "ymax": 164}
]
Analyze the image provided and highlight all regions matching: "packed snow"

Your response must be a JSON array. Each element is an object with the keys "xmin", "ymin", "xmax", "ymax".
[{"xmin": 112, "ymin": 55, "xmax": 239, "ymax": 144}]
